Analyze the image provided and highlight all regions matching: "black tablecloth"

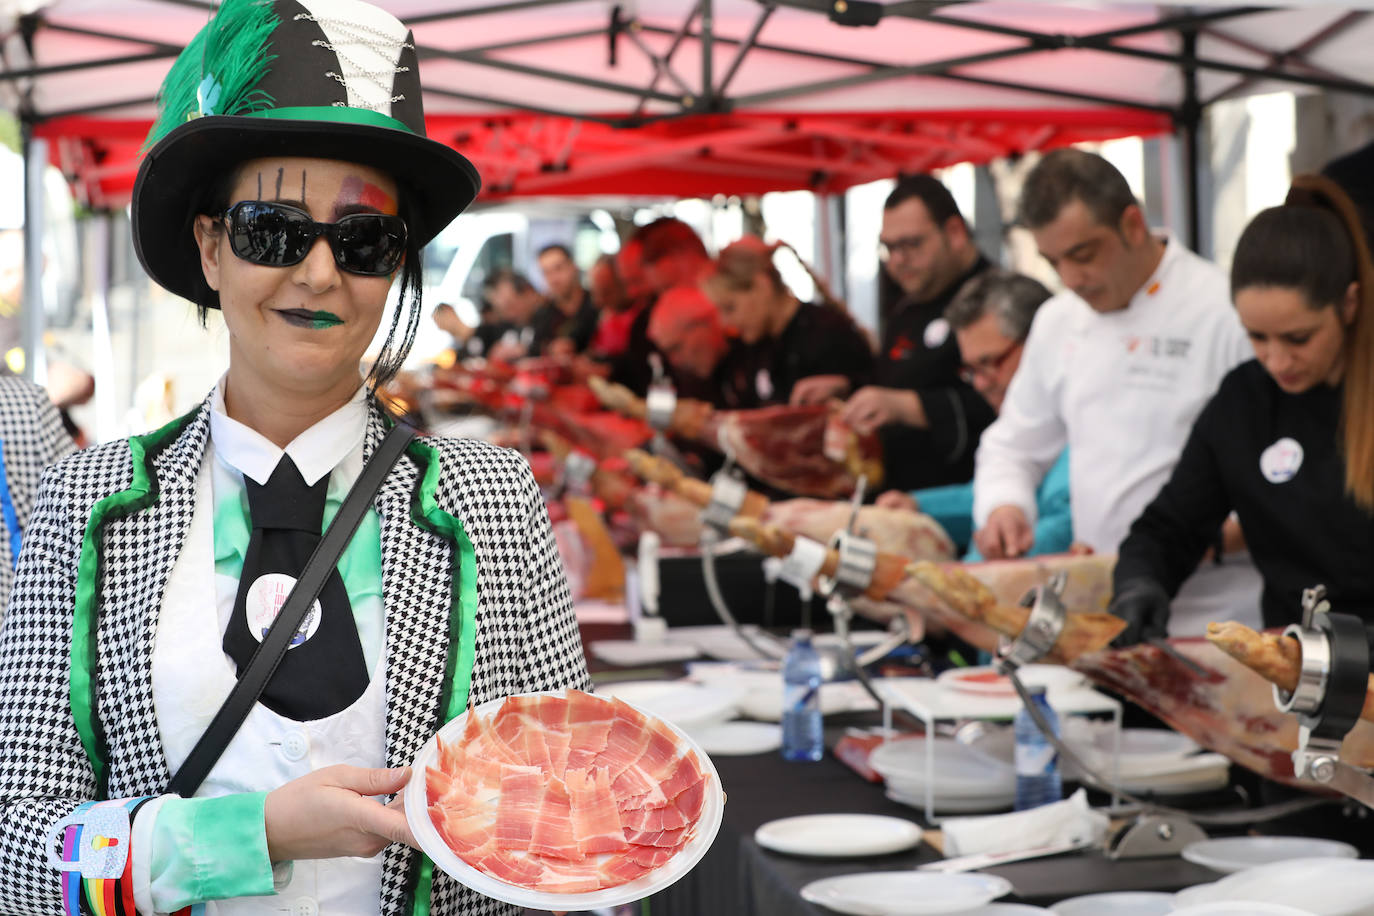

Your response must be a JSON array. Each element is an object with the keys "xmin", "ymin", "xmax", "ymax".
[{"xmin": 644, "ymin": 725, "xmax": 1224, "ymax": 915}]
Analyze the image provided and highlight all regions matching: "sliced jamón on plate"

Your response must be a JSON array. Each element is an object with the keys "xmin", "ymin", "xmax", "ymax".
[{"xmin": 407, "ymin": 689, "xmax": 724, "ymax": 910}]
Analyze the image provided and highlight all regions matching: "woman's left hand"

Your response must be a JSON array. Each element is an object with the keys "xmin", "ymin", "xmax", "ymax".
[{"xmin": 264, "ymin": 764, "xmax": 417, "ymax": 862}]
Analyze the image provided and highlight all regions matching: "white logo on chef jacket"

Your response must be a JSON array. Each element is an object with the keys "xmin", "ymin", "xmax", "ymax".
[
  {"xmin": 755, "ymin": 368, "xmax": 774, "ymax": 401},
  {"xmin": 1260, "ymin": 437, "xmax": 1304, "ymax": 484},
  {"xmin": 923, "ymin": 318, "xmax": 950, "ymax": 348},
  {"xmin": 246, "ymin": 573, "xmax": 321, "ymax": 646}
]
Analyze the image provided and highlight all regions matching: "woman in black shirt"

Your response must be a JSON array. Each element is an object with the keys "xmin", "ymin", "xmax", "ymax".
[
  {"xmin": 1112, "ymin": 175, "xmax": 1374, "ymax": 643},
  {"xmin": 703, "ymin": 236, "xmax": 874, "ymax": 409}
]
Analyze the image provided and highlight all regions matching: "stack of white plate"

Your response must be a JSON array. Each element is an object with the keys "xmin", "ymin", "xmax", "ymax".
[
  {"xmin": 594, "ymin": 680, "xmax": 743, "ymax": 731},
  {"xmin": 1180, "ymin": 836, "xmax": 1357, "ymax": 874},
  {"xmin": 1173, "ymin": 856, "xmax": 1374, "ymax": 913},
  {"xmin": 871, "ymin": 736, "xmax": 1016, "ymax": 814},
  {"xmin": 1059, "ymin": 726, "xmax": 1230, "ymax": 796},
  {"xmin": 800, "ymin": 872, "xmax": 1013, "ymax": 915}
]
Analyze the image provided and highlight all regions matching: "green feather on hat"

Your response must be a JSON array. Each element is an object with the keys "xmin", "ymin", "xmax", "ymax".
[{"xmin": 145, "ymin": 0, "xmax": 279, "ymax": 150}]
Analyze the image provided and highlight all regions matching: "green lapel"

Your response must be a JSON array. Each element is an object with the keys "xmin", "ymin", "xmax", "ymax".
[
  {"xmin": 70, "ymin": 407, "xmax": 198, "ymax": 795},
  {"xmin": 398, "ymin": 437, "xmax": 479, "ymax": 916}
]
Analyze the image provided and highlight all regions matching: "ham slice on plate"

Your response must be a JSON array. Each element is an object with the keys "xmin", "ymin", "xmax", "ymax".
[{"xmin": 412, "ymin": 690, "xmax": 723, "ymax": 906}]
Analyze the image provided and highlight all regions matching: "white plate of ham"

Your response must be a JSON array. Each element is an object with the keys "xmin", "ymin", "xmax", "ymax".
[
  {"xmin": 937, "ymin": 665, "xmax": 1086, "ymax": 698},
  {"xmin": 406, "ymin": 689, "xmax": 724, "ymax": 910}
]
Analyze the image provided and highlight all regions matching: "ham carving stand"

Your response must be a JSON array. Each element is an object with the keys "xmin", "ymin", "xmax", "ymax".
[
  {"xmin": 1273, "ymin": 584, "xmax": 1374, "ymax": 809},
  {"xmin": 697, "ymin": 466, "xmax": 908, "ymax": 673},
  {"xmin": 698, "ymin": 457, "xmax": 789, "ymax": 660},
  {"xmin": 995, "ymin": 574, "xmax": 1208, "ymax": 858},
  {"xmin": 645, "ymin": 355, "xmax": 691, "ymax": 471}
]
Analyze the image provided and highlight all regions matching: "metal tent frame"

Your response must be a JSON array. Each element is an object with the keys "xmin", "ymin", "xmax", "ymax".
[{"xmin": 7, "ymin": 0, "xmax": 1374, "ymax": 229}]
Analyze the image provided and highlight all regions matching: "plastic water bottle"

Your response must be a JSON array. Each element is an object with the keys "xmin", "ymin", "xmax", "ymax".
[
  {"xmin": 1013, "ymin": 684, "xmax": 1062, "ymax": 810},
  {"xmin": 782, "ymin": 629, "xmax": 824, "ymax": 762}
]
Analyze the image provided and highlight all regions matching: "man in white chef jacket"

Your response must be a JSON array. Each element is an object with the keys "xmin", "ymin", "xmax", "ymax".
[{"xmin": 971, "ymin": 148, "xmax": 1263, "ymax": 636}]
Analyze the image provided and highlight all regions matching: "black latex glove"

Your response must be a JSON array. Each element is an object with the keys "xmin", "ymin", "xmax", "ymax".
[{"xmin": 1108, "ymin": 578, "xmax": 1172, "ymax": 648}]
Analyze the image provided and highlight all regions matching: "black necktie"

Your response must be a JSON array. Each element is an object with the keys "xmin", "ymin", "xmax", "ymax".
[{"xmin": 222, "ymin": 455, "xmax": 369, "ymax": 721}]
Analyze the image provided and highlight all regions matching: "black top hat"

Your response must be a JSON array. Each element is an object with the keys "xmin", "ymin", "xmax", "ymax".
[{"xmin": 132, "ymin": 0, "xmax": 481, "ymax": 308}]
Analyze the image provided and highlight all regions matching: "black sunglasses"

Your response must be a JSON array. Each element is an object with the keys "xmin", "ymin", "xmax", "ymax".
[{"xmin": 221, "ymin": 201, "xmax": 408, "ymax": 276}]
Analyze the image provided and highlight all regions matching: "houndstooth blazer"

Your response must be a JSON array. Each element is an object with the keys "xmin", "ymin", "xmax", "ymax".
[
  {"xmin": 0, "ymin": 393, "xmax": 590, "ymax": 916},
  {"xmin": 0, "ymin": 374, "xmax": 76, "ymax": 612}
]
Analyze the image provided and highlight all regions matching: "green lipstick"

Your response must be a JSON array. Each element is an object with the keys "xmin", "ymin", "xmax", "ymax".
[{"xmin": 307, "ymin": 310, "xmax": 343, "ymax": 329}]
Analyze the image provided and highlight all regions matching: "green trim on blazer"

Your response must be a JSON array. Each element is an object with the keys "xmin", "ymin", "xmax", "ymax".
[
  {"xmin": 71, "ymin": 407, "xmax": 197, "ymax": 795},
  {"xmin": 401, "ymin": 437, "xmax": 479, "ymax": 916}
]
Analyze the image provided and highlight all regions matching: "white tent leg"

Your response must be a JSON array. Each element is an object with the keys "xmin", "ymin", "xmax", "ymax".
[
  {"xmin": 87, "ymin": 213, "xmax": 117, "ymax": 444},
  {"xmin": 814, "ymin": 192, "xmax": 846, "ymax": 307},
  {"xmin": 21, "ymin": 131, "xmax": 47, "ymax": 385}
]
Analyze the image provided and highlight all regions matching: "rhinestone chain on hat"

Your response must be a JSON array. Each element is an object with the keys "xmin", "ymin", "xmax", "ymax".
[{"xmin": 295, "ymin": 13, "xmax": 414, "ymax": 109}]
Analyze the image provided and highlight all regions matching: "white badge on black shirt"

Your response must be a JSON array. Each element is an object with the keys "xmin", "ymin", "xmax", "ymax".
[
  {"xmin": 755, "ymin": 368, "xmax": 774, "ymax": 402},
  {"xmin": 1260, "ymin": 437, "xmax": 1304, "ymax": 484},
  {"xmin": 923, "ymin": 318, "xmax": 950, "ymax": 348}
]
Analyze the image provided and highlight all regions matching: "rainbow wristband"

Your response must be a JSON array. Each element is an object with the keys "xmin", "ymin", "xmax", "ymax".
[{"xmin": 52, "ymin": 797, "xmax": 201, "ymax": 916}]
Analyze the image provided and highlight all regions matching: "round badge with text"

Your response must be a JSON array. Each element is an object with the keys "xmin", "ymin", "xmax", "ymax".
[
  {"xmin": 923, "ymin": 317, "xmax": 951, "ymax": 349},
  {"xmin": 1259, "ymin": 437, "xmax": 1304, "ymax": 484},
  {"xmin": 246, "ymin": 573, "xmax": 322, "ymax": 647},
  {"xmin": 755, "ymin": 368, "xmax": 774, "ymax": 402}
]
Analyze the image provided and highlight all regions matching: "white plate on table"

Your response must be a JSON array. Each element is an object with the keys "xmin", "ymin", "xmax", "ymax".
[
  {"xmin": 870, "ymin": 737, "xmax": 1016, "ymax": 796},
  {"xmin": 595, "ymin": 679, "xmax": 743, "ymax": 730},
  {"xmin": 1172, "ymin": 904, "xmax": 1315, "ymax": 915},
  {"xmin": 884, "ymin": 786, "xmax": 1015, "ymax": 814},
  {"xmin": 800, "ymin": 871, "xmax": 1012, "ymax": 915},
  {"xmin": 1049, "ymin": 892, "xmax": 1176, "ymax": 914},
  {"xmin": 937, "ymin": 664, "xmax": 1085, "ymax": 698},
  {"xmin": 1172, "ymin": 857, "xmax": 1374, "ymax": 913},
  {"xmin": 1114, "ymin": 753, "xmax": 1232, "ymax": 796},
  {"xmin": 1181, "ymin": 836, "xmax": 1358, "ymax": 874},
  {"xmin": 955, "ymin": 907, "xmax": 1052, "ymax": 915},
  {"xmin": 668, "ymin": 625, "xmax": 888, "ymax": 662},
  {"xmin": 755, "ymin": 813, "xmax": 922, "ymax": 858},
  {"xmin": 405, "ymin": 690, "xmax": 724, "ymax": 911},
  {"xmin": 684, "ymin": 720, "xmax": 781, "ymax": 756},
  {"xmin": 589, "ymin": 639, "xmax": 700, "ymax": 666}
]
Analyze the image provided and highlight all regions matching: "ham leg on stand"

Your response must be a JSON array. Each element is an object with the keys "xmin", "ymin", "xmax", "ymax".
[
  {"xmin": 624, "ymin": 449, "xmax": 953, "ymax": 560},
  {"xmin": 590, "ymin": 378, "xmax": 883, "ymax": 498},
  {"xmin": 725, "ymin": 517, "xmax": 1122, "ymax": 663},
  {"xmin": 727, "ymin": 516, "xmax": 1369, "ymax": 784}
]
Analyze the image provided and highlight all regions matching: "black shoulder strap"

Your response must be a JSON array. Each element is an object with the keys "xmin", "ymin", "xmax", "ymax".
[{"xmin": 167, "ymin": 422, "xmax": 416, "ymax": 797}]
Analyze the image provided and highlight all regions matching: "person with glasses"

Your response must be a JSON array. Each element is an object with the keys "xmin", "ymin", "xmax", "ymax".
[
  {"xmin": 702, "ymin": 235, "xmax": 874, "ymax": 408},
  {"xmin": 971, "ymin": 148, "xmax": 1262, "ymax": 639},
  {"xmin": 877, "ymin": 269, "xmax": 1071, "ymax": 559},
  {"xmin": 0, "ymin": 2, "xmax": 588, "ymax": 914},
  {"xmin": 1111, "ymin": 177, "xmax": 1374, "ymax": 646},
  {"xmin": 795, "ymin": 174, "xmax": 996, "ymax": 492},
  {"xmin": 645, "ymin": 285, "xmax": 732, "ymax": 401}
]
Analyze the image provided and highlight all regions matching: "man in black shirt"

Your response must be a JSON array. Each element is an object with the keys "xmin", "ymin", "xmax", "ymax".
[
  {"xmin": 797, "ymin": 175, "xmax": 995, "ymax": 491},
  {"xmin": 531, "ymin": 243, "xmax": 599, "ymax": 356}
]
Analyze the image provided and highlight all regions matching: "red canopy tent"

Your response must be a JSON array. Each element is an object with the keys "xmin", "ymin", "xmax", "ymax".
[{"xmin": 10, "ymin": 0, "xmax": 1373, "ymax": 220}]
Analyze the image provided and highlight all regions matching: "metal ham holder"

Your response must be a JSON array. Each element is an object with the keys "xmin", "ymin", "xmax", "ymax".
[
  {"xmin": 990, "ymin": 576, "xmax": 1340, "ymax": 855},
  {"xmin": 697, "ymin": 467, "xmax": 909, "ymax": 675},
  {"xmin": 509, "ymin": 372, "xmax": 548, "ymax": 457},
  {"xmin": 1272, "ymin": 584, "xmax": 1374, "ymax": 809},
  {"xmin": 645, "ymin": 355, "xmax": 691, "ymax": 471},
  {"xmin": 698, "ymin": 454, "xmax": 788, "ymax": 660},
  {"xmin": 994, "ymin": 574, "xmax": 1210, "ymax": 858},
  {"xmin": 813, "ymin": 477, "xmax": 913, "ymax": 694}
]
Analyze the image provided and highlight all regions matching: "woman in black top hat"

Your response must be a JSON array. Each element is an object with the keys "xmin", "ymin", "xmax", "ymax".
[{"xmin": 0, "ymin": 2, "xmax": 587, "ymax": 914}]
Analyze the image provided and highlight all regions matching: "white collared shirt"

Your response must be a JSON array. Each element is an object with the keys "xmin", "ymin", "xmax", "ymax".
[
  {"xmin": 209, "ymin": 378, "xmax": 368, "ymax": 487},
  {"xmin": 972, "ymin": 237, "xmax": 1263, "ymax": 634}
]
